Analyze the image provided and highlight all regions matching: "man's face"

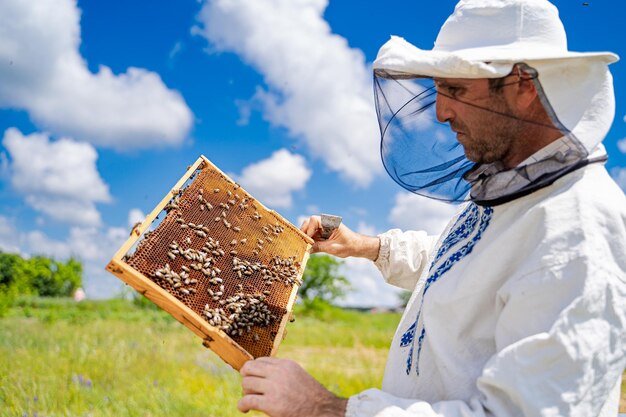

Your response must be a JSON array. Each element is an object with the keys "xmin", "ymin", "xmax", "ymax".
[{"xmin": 434, "ymin": 77, "xmax": 525, "ymax": 166}]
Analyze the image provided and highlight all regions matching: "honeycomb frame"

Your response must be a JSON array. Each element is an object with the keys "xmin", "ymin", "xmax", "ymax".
[{"xmin": 106, "ymin": 155, "xmax": 314, "ymax": 370}]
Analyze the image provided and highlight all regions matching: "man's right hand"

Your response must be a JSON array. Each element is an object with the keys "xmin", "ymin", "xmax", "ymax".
[{"xmin": 299, "ymin": 215, "xmax": 380, "ymax": 261}]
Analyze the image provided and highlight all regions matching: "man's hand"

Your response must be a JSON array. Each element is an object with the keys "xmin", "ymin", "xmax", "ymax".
[
  {"xmin": 300, "ymin": 215, "xmax": 380, "ymax": 260},
  {"xmin": 238, "ymin": 357, "xmax": 347, "ymax": 417}
]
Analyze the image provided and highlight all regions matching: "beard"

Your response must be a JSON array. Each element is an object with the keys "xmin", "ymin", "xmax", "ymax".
[{"xmin": 453, "ymin": 95, "xmax": 525, "ymax": 165}]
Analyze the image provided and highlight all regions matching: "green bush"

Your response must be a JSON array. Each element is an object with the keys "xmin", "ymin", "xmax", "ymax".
[
  {"xmin": 0, "ymin": 252, "xmax": 83, "ymax": 298},
  {"xmin": 0, "ymin": 285, "xmax": 18, "ymax": 317}
]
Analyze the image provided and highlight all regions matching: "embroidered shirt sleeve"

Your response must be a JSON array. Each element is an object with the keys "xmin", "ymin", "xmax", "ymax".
[{"xmin": 373, "ymin": 229, "xmax": 439, "ymax": 291}]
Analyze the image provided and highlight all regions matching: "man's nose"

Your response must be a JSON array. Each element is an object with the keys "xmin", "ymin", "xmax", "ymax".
[{"xmin": 435, "ymin": 93, "xmax": 454, "ymax": 123}]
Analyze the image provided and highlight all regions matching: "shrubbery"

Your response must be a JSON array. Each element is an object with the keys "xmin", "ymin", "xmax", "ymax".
[{"xmin": 0, "ymin": 251, "xmax": 83, "ymax": 316}]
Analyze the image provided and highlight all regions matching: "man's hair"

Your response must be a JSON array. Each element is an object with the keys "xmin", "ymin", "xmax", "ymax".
[{"xmin": 488, "ymin": 63, "xmax": 538, "ymax": 93}]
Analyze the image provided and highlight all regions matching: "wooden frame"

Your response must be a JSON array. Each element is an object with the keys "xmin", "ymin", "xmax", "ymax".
[{"xmin": 106, "ymin": 155, "xmax": 313, "ymax": 370}]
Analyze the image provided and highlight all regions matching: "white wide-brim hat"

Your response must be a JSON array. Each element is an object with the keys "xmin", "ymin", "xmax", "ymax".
[
  {"xmin": 373, "ymin": 0, "xmax": 619, "ymax": 157},
  {"xmin": 373, "ymin": 0, "xmax": 618, "ymax": 79}
]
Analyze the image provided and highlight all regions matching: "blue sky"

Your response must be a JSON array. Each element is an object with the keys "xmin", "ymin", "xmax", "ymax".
[{"xmin": 1, "ymin": 0, "xmax": 625, "ymax": 307}]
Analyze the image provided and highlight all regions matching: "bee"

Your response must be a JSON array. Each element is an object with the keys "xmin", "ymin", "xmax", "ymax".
[
  {"xmin": 213, "ymin": 188, "xmax": 220, "ymax": 193},
  {"xmin": 233, "ymin": 226, "xmax": 241, "ymax": 233}
]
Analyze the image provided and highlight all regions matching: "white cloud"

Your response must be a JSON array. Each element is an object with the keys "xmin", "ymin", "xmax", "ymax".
[
  {"xmin": 611, "ymin": 167, "xmax": 626, "ymax": 192},
  {"xmin": 337, "ymin": 220, "xmax": 402, "ymax": 307},
  {"xmin": 128, "ymin": 209, "xmax": 146, "ymax": 228},
  {"xmin": 0, "ymin": 213, "xmax": 129, "ymax": 298},
  {"xmin": 0, "ymin": 216, "xmax": 22, "ymax": 254},
  {"xmin": 26, "ymin": 196, "xmax": 103, "ymax": 228},
  {"xmin": 0, "ymin": 0, "xmax": 193, "ymax": 149},
  {"xmin": 2, "ymin": 128, "xmax": 111, "ymax": 226},
  {"xmin": 617, "ymin": 137, "xmax": 626, "ymax": 154},
  {"xmin": 338, "ymin": 257, "xmax": 402, "ymax": 308},
  {"xmin": 237, "ymin": 149, "xmax": 311, "ymax": 208},
  {"xmin": 193, "ymin": 0, "xmax": 381, "ymax": 186},
  {"xmin": 355, "ymin": 221, "xmax": 378, "ymax": 236},
  {"xmin": 389, "ymin": 192, "xmax": 458, "ymax": 235},
  {"xmin": 168, "ymin": 41, "xmax": 184, "ymax": 61}
]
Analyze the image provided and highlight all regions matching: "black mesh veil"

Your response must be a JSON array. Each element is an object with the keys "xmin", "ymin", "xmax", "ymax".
[
  {"xmin": 374, "ymin": 71, "xmax": 473, "ymax": 202},
  {"xmin": 373, "ymin": 66, "xmax": 600, "ymax": 206}
]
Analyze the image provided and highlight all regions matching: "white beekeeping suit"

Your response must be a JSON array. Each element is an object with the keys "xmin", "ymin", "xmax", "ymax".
[{"xmin": 346, "ymin": 0, "xmax": 626, "ymax": 416}]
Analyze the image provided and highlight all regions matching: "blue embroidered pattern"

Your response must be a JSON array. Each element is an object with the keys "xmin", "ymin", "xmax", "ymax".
[
  {"xmin": 432, "ymin": 204, "xmax": 479, "ymax": 265},
  {"xmin": 399, "ymin": 203, "xmax": 494, "ymax": 375}
]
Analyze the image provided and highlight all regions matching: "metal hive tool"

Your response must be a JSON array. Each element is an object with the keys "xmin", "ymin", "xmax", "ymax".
[{"xmin": 106, "ymin": 155, "xmax": 314, "ymax": 370}]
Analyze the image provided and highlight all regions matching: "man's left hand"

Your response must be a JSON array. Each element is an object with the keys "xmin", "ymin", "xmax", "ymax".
[{"xmin": 238, "ymin": 357, "xmax": 348, "ymax": 416}]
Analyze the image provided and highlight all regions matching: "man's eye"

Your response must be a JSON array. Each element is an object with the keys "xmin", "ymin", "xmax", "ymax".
[{"xmin": 446, "ymin": 86, "xmax": 461, "ymax": 97}]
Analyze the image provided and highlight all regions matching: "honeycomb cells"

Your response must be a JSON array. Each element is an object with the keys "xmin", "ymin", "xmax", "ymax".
[{"xmin": 125, "ymin": 163, "xmax": 309, "ymax": 358}]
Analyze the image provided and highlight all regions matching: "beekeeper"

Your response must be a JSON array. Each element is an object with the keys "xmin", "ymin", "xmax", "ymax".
[{"xmin": 238, "ymin": 1, "xmax": 626, "ymax": 416}]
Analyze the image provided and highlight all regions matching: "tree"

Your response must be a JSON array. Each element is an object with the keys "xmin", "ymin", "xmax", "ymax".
[
  {"xmin": 0, "ymin": 252, "xmax": 83, "ymax": 297},
  {"xmin": 0, "ymin": 252, "xmax": 22, "ymax": 288},
  {"xmin": 54, "ymin": 258, "xmax": 83, "ymax": 297},
  {"xmin": 398, "ymin": 290, "xmax": 412, "ymax": 308},
  {"xmin": 299, "ymin": 254, "xmax": 351, "ymax": 305}
]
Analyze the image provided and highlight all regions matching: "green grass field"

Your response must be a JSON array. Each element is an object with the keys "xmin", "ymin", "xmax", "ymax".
[
  {"xmin": 1, "ymin": 298, "xmax": 624, "ymax": 416},
  {"xmin": 0, "ymin": 298, "xmax": 399, "ymax": 417}
]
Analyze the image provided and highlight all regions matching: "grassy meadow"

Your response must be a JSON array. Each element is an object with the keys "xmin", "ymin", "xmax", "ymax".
[
  {"xmin": 1, "ymin": 298, "xmax": 624, "ymax": 416},
  {"xmin": 0, "ymin": 298, "xmax": 399, "ymax": 417}
]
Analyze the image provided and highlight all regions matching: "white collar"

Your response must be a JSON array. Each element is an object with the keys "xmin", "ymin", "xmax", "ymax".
[{"xmin": 517, "ymin": 137, "xmax": 572, "ymax": 167}]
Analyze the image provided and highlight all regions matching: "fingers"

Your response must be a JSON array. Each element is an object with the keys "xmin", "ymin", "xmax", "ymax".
[
  {"xmin": 241, "ymin": 375, "xmax": 266, "ymax": 395},
  {"xmin": 300, "ymin": 215, "xmax": 321, "ymax": 238},
  {"xmin": 240, "ymin": 358, "xmax": 273, "ymax": 377},
  {"xmin": 238, "ymin": 394, "xmax": 263, "ymax": 413}
]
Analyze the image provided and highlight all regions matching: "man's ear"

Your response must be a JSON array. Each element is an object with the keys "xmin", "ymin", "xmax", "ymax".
[{"xmin": 515, "ymin": 66, "xmax": 539, "ymax": 109}]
